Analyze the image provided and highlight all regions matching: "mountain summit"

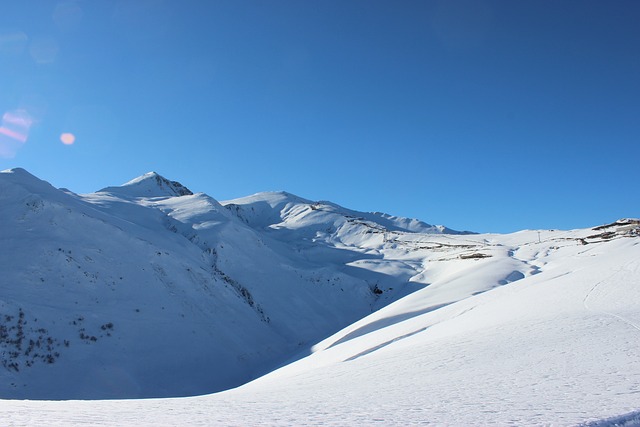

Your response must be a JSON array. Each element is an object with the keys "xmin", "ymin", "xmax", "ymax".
[{"xmin": 98, "ymin": 172, "xmax": 193, "ymax": 198}]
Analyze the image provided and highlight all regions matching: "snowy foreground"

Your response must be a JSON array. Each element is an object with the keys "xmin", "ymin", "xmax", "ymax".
[{"xmin": 1, "ymin": 169, "xmax": 640, "ymax": 426}]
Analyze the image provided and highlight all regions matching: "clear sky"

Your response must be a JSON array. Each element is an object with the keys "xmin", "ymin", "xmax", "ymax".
[{"xmin": 1, "ymin": 1, "xmax": 638, "ymax": 233}]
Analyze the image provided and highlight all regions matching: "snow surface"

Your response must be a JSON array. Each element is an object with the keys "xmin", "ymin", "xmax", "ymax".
[{"xmin": 1, "ymin": 168, "xmax": 639, "ymax": 425}]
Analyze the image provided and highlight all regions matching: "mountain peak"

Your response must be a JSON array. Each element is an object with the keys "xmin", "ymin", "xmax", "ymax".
[
  {"xmin": 1, "ymin": 167, "xmax": 38, "ymax": 180},
  {"xmin": 98, "ymin": 172, "xmax": 193, "ymax": 198},
  {"xmin": 0, "ymin": 167, "xmax": 59, "ymax": 195}
]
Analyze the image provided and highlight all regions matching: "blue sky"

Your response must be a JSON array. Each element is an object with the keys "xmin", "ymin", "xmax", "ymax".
[{"xmin": 1, "ymin": 1, "xmax": 638, "ymax": 233}]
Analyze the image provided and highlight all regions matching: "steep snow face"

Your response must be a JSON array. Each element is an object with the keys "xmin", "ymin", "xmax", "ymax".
[{"xmin": 98, "ymin": 172, "xmax": 193, "ymax": 198}]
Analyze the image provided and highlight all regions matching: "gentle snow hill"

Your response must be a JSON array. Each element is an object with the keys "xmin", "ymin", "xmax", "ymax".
[
  {"xmin": 0, "ymin": 168, "xmax": 467, "ymax": 399},
  {"xmin": 1, "ymin": 216, "xmax": 639, "ymax": 426}
]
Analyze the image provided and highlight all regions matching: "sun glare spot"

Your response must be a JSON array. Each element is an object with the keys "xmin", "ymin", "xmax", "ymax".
[{"xmin": 60, "ymin": 133, "xmax": 75, "ymax": 145}]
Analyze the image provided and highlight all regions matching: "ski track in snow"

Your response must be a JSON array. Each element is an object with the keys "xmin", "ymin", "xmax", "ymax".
[{"xmin": 583, "ymin": 260, "xmax": 640, "ymax": 333}]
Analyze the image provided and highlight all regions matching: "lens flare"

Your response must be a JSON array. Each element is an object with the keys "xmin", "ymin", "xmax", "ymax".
[
  {"xmin": 0, "ymin": 127, "xmax": 28, "ymax": 143},
  {"xmin": 0, "ymin": 31, "xmax": 28, "ymax": 55},
  {"xmin": 60, "ymin": 133, "xmax": 76, "ymax": 145},
  {"xmin": 0, "ymin": 109, "xmax": 33, "ymax": 158},
  {"xmin": 29, "ymin": 36, "xmax": 59, "ymax": 64}
]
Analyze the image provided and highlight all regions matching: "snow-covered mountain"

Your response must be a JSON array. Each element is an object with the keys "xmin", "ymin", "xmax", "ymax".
[
  {"xmin": 0, "ymin": 168, "xmax": 462, "ymax": 399},
  {"xmin": 1, "ymin": 168, "xmax": 639, "ymax": 426}
]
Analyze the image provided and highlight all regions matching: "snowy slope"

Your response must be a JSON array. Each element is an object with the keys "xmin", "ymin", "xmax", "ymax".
[
  {"xmin": 1, "ymin": 218, "xmax": 638, "ymax": 426},
  {"xmin": 1, "ymin": 168, "xmax": 639, "ymax": 425}
]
